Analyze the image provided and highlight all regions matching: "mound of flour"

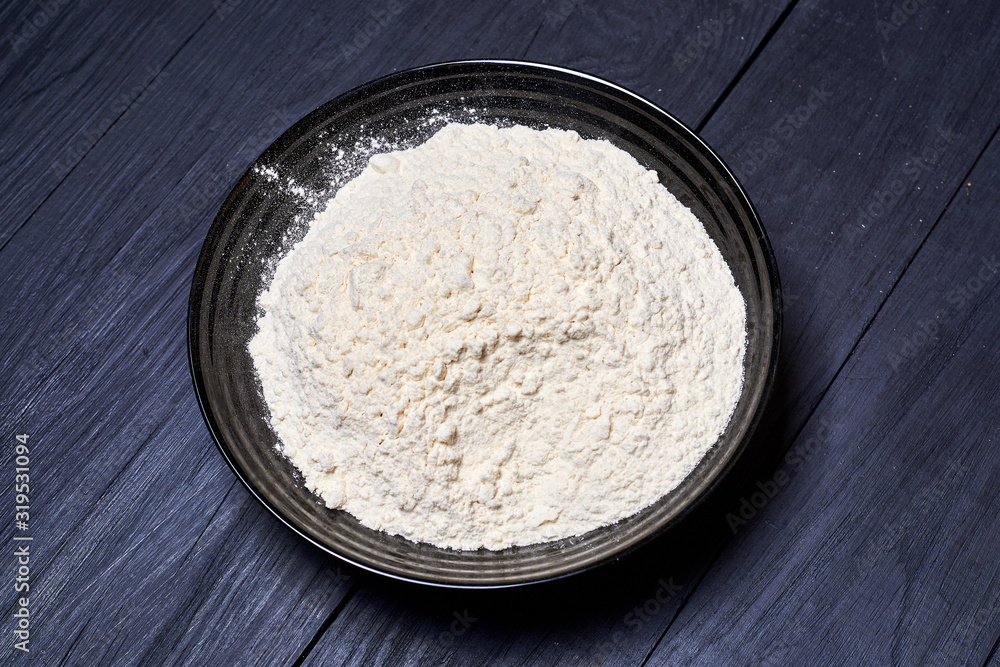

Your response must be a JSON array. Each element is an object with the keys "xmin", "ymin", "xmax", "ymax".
[{"xmin": 249, "ymin": 123, "xmax": 746, "ymax": 550}]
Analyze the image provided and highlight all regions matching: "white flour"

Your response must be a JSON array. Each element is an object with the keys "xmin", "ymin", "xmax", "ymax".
[{"xmin": 249, "ymin": 123, "xmax": 746, "ymax": 550}]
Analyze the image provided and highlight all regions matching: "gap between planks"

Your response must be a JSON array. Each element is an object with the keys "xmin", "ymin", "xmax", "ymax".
[{"xmin": 640, "ymin": 115, "xmax": 1000, "ymax": 667}]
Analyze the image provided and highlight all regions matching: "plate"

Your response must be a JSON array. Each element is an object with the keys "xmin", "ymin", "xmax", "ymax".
[{"xmin": 187, "ymin": 60, "xmax": 781, "ymax": 588}]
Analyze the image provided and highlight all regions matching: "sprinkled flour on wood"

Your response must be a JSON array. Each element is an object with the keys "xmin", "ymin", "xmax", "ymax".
[{"xmin": 249, "ymin": 122, "xmax": 746, "ymax": 550}]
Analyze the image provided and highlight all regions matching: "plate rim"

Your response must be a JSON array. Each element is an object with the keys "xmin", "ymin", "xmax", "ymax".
[{"xmin": 186, "ymin": 58, "xmax": 783, "ymax": 589}]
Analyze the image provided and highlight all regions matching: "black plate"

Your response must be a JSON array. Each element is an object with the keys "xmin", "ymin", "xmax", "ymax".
[{"xmin": 187, "ymin": 60, "xmax": 781, "ymax": 588}]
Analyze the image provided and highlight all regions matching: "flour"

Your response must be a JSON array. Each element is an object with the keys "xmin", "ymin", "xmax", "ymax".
[{"xmin": 249, "ymin": 123, "xmax": 746, "ymax": 550}]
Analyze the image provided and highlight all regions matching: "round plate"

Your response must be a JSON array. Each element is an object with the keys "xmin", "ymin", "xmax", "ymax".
[{"xmin": 187, "ymin": 60, "xmax": 781, "ymax": 588}]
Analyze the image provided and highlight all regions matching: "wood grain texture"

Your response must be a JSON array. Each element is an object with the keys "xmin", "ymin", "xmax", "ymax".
[
  {"xmin": 0, "ymin": 0, "xmax": 635, "ymax": 663},
  {"xmin": 649, "ymin": 131, "xmax": 1000, "ymax": 665},
  {"xmin": 703, "ymin": 0, "xmax": 1000, "ymax": 437},
  {"xmin": 643, "ymin": 0, "xmax": 1000, "ymax": 662},
  {"xmin": 295, "ymin": 2, "xmax": 811, "ymax": 666},
  {"xmin": 299, "ymin": 0, "xmax": 1000, "ymax": 664},
  {"xmin": 0, "ymin": 0, "xmax": 210, "ymax": 249},
  {"xmin": 1, "ymin": 0, "xmax": 999, "ymax": 664},
  {"xmin": 300, "ymin": 4, "xmax": 998, "ymax": 664},
  {"xmin": 522, "ymin": 0, "xmax": 792, "ymax": 128}
]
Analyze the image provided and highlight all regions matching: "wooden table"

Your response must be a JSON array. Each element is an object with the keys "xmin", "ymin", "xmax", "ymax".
[{"xmin": 3, "ymin": 0, "xmax": 998, "ymax": 664}]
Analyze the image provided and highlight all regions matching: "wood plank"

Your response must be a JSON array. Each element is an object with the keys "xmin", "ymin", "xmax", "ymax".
[
  {"xmin": 300, "ymin": 0, "xmax": 1000, "ymax": 664},
  {"xmin": 300, "ymin": 540, "xmax": 708, "ymax": 666},
  {"xmin": 4, "ymin": 1, "xmax": 998, "ymax": 665},
  {"xmin": 0, "ymin": 0, "xmax": 584, "ymax": 664},
  {"xmin": 522, "ymin": 0, "xmax": 789, "ymax": 128},
  {"xmin": 298, "ymin": 2, "xmax": 800, "ymax": 665},
  {"xmin": 292, "ymin": 2, "xmax": 805, "ymax": 666},
  {"xmin": 700, "ymin": 0, "xmax": 1000, "ymax": 436},
  {"xmin": 294, "ymin": 5, "xmax": 798, "ymax": 659},
  {"xmin": 647, "ymin": 130, "xmax": 1000, "ymax": 665},
  {"xmin": 0, "ymin": 0, "xmax": 209, "ymax": 248},
  {"xmin": 632, "ymin": 0, "xmax": 1000, "ymax": 661},
  {"xmin": 0, "ymin": 186, "xmax": 355, "ymax": 664}
]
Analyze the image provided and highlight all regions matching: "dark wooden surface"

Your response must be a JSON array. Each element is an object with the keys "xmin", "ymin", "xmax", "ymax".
[{"xmin": 1, "ymin": 0, "xmax": 998, "ymax": 664}]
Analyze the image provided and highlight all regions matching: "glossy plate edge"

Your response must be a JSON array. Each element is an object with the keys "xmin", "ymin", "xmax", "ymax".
[{"xmin": 186, "ymin": 59, "xmax": 783, "ymax": 589}]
